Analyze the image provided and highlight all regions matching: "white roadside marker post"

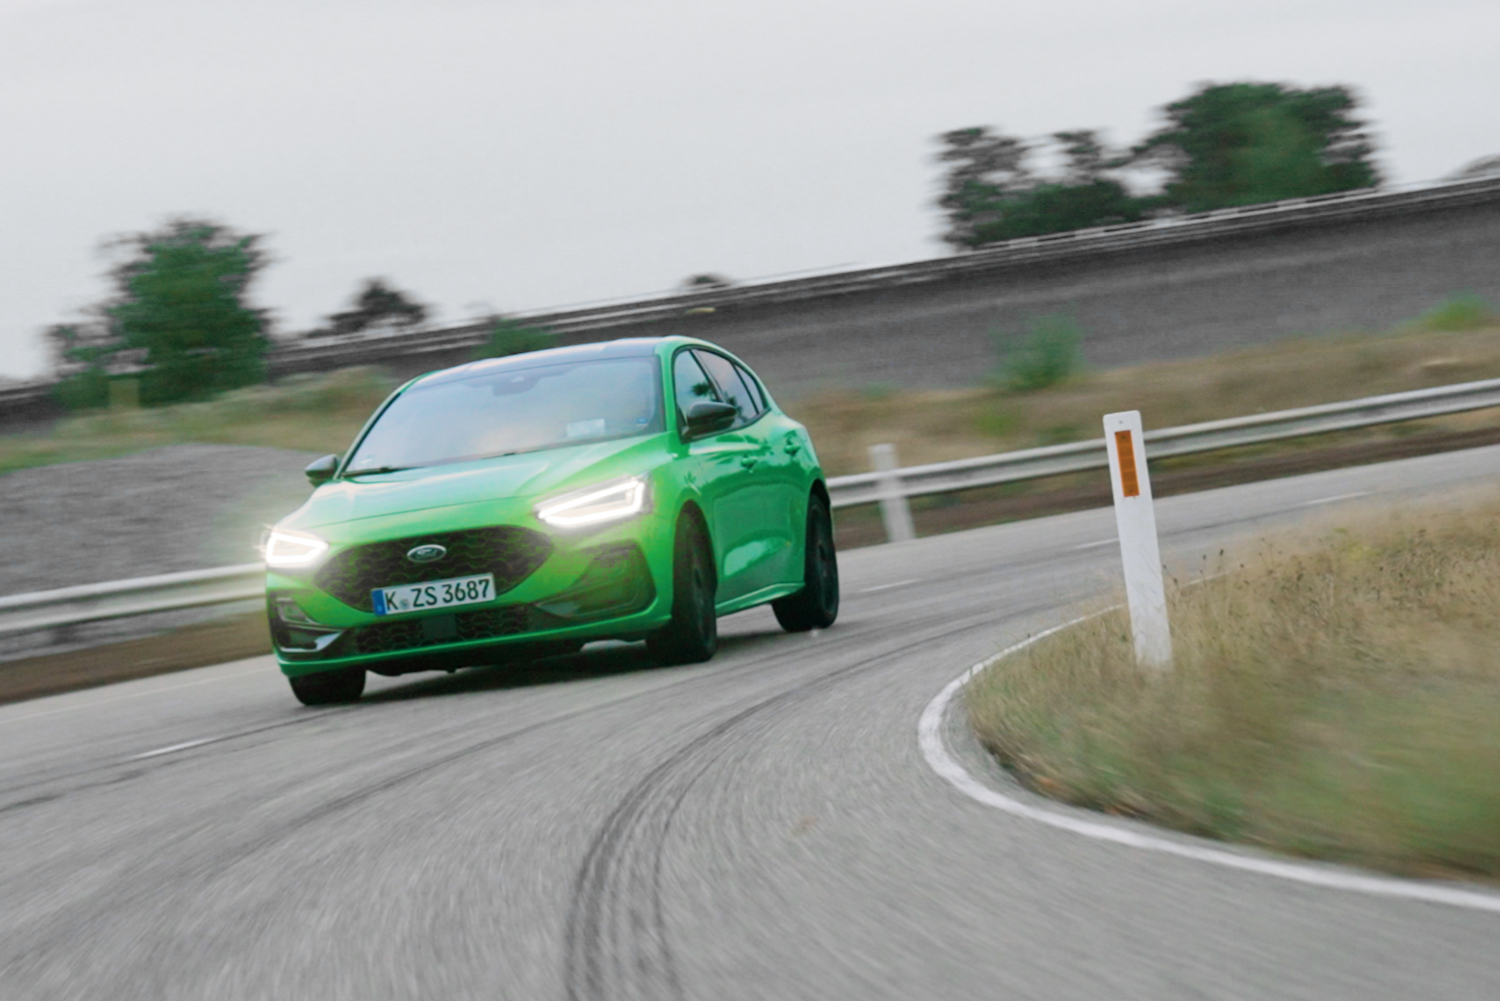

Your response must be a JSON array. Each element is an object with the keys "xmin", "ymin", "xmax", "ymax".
[
  {"xmin": 869, "ymin": 443, "xmax": 916, "ymax": 544},
  {"xmin": 1103, "ymin": 411, "xmax": 1173, "ymax": 670}
]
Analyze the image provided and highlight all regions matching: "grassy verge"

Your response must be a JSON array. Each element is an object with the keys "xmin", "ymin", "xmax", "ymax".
[
  {"xmin": 5, "ymin": 312, "xmax": 1499, "ymax": 480},
  {"xmin": 0, "ymin": 368, "xmax": 395, "ymax": 474},
  {"xmin": 964, "ymin": 494, "xmax": 1500, "ymax": 881},
  {"xmin": 792, "ymin": 317, "xmax": 1500, "ymax": 475}
]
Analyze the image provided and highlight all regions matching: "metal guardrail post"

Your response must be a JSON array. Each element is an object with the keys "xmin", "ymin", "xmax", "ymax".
[{"xmin": 869, "ymin": 443, "xmax": 916, "ymax": 544}]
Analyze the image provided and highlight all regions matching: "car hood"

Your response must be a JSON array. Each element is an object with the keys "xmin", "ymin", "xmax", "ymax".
[{"xmin": 281, "ymin": 435, "xmax": 666, "ymax": 531}]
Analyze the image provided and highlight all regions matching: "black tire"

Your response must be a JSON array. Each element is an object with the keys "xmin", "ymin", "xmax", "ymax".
[
  {"xmin": 288, "ymin": 667, "xmax": 366, "ymax": 706},
  {"xmin": 646, "ymin": 515, "xmax": 718, "ymax": 665},
  {"xmin": 773, "ymin": 494, "xmax": 840, "ymax": 632}
]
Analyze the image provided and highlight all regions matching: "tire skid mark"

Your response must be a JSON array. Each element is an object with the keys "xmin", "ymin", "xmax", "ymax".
[
  {"xmin": 0, "ymin": 707, "xmax": 361, "ymax": 813},
  {"xmin": 561, "ymin": 600, "xmax": 1055, "ymax": 1001},
  {"xmin": 2, "ymin": 646, "xmax": 833, "ymax": 974}
]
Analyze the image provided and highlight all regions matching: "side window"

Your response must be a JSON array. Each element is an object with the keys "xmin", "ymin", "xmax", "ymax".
[
  {"xmin": 694, "ymin": 351, "xmax": 762, "ymax": 427},
  {"xmin": 673, "ymin": 351, "xmax": 720, "ymax": 424},
  {"xmin": 732, "ymin": 362, "xmax": 768, "ymax": 415}
]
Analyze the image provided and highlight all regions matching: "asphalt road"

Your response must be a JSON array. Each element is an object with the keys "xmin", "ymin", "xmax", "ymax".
[{"xmin": 4, "ymin": 448, "xmax": 1500, "ymax": 1000}]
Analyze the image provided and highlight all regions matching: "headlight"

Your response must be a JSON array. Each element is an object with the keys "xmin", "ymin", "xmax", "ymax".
[
  {"xmin": 263, "ymin": 529, "xmax": 330, "ymax": 567},
  {"xmin": 536, "ymin": 476, "xmax": 648, "ymax": 528}
]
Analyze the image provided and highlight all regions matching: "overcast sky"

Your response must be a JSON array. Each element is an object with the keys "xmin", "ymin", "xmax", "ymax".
[{"xmin": 3, "ymin": 0, "xmax": 1497, "ymax": 380}]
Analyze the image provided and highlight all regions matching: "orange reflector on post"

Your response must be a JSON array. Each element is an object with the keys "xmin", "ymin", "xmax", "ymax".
[{"xmin": 1114, "ymin": 430, "xmax": 1140, "ymax": 497}]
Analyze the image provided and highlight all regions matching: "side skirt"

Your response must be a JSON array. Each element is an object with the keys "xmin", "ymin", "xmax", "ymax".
[{"xmin": 714, "ymin": 582, "xmax": 804, "ymax": 617}]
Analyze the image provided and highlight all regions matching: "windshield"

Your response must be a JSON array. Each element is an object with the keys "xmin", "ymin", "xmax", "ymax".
[{"xmin": 344, "ymin": 356, "xmax": 664, "ymax": 473}]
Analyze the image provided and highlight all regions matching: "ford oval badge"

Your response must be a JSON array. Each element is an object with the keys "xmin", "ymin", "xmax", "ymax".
[{"xmin": 406, "ymin": 544, "xmax": 447, "ymax": 564}]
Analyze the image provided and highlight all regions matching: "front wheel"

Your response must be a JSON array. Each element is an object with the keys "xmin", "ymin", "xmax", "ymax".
[
  {"xmin": 773, "ymin": 494, "xmax": 839, "ymax": 632},
  {"xmin": 646, "ymin": 516, "xmax": 718, "ymax": 665},
  {"xmin": 288, "ymin": 667, "xmax": 366, "ymax": 706}
]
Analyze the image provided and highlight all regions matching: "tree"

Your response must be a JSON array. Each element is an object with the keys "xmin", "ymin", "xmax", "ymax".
[
  {"xmin": 109, "ymin": 219, "xmax": 271, "ymax": 403},
  {"xmin": 935, "ymin": 126, "xmax": 1034, "ymax": 249},
  {"xmin": 313, "ymin": 278, "xmax": 429, "ymax": 337},
  {"xmin": 1132, "ymin": 82, "xmax": 1380, "ymax": 212},
  {"xmin": 47, "ymin": 217, "xmax": 272, "ymax": 407},
  {"xmin": 936, "ymin": 127, "xmax": 1140, "ymax": 248}
]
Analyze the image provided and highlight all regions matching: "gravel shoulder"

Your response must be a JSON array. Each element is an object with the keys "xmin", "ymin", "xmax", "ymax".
[{"xmin": 0, "ymin": 443, "xmax": 320, "ymax": 596}]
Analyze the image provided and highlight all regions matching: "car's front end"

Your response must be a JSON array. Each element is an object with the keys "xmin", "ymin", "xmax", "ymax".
[
  {"xmin": 267, "ymin": 444, "xmax": 688, "ymax": 677},
  {"xmin": 265, "ymin": 341, "xmax": 687, "ymax": 680}
]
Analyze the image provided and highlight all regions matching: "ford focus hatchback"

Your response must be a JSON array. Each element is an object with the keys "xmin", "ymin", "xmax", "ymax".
[{"xmin": 263, "ymin": 336, "xmax": 838, "ymax": 705}]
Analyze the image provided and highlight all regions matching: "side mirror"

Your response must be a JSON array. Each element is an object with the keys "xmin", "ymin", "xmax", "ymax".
[
  {"xmin": 304, "ymin": 454, "xmax": 340, "ymax": 486},
  {"xmin": 684, "ymin": 401, "xmax": 737, "ymax": 439}
]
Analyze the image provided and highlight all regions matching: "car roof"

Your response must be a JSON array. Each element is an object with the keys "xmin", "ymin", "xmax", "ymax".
[{"xmin": 410, "ymin": 336, "xmax": 733, "ymax": 389}]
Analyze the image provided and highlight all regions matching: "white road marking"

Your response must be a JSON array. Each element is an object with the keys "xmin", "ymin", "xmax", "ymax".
[
  {"xmin": 1295, "ymin": 491, "xmax": 1371, "ymax": 508},
  {"xmin": 130, "ymin": 737, "xmax": 219, "ymax": 760},
  {"xmin": 0, "ymin": 665, "xmax": 267, "ymax": 728},
  {"xmin": 918, "ymin": 621, "xmax": 1500, "ymax": 915},
  {"xmin": 859, "ymin": 579, "xmax": 923, "ymax": 593},
  {"xmin": 1071, "ymin": 538, "xmax": 1117, "ymax": 550}
]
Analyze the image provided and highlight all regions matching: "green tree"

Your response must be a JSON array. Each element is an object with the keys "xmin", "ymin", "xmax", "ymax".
[
  {"xmin": 109, "ymin": 218, "xmax": 271, "ymax": 404},
  {"xmin": 313, "ymin": 277, "xmax": 429, "ymax": 337},
  {"xmin": 935, "ymin": 126, "xmax": 1034, "ymax": 249},
  {"xmin": 937, "ymin": 128, "xmax": 1141, "ymax": 248},
  {"xmin": 46, "ymin": 218, "xmax": 272, "ymax": 407},
  {"xmin": 1133, "ymin": 82, "xmax": 1380, "ymax": 212}
]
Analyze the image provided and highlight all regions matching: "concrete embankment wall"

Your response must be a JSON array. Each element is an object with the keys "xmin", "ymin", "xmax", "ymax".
[
  {"xmin": 7, "ymin": 185, "xmax": 1499, "ymax": 430},
  {"xmin": 350, "ymin": 196, "xmax": 1500, "ymax": 399}
]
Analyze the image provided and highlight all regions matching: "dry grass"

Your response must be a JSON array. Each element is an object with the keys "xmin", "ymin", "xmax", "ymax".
[
  {"xmin": 965, "ymin": 495, "xmax": 1500, "ymax": 880},
  {"xmin": 789, "ymin": 319, "xmax": 1500, "ymax": 475},
  {"xmin": 6, "ymin": 310, "xmax": 1500, "ymax": 480},
  {"xmin": 0, "ymin": 368, "xmax": 395, "ymax": 474}
]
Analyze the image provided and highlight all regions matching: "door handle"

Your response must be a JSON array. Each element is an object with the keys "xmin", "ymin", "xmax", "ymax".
[
  {"xmin": 783, "ymin": 437, "xmax": 802, "ymax": 455},
  {"xmin": 740, "ymin": 456, "xmax": 759, "ymax": 469}
]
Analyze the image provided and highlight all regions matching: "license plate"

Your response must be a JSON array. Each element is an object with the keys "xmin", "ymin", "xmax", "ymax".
[{"xmin": 371, "ymin": 573, "xmax": 495, "ymax": 616}]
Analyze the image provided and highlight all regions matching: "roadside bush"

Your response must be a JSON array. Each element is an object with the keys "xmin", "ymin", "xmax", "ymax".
[
  {"xmin": 474, "ymin": 317, "xmax": 553, "ymax": 360},
  {"xmin": 52, "ymin": 369, "xmax": 110, "ymax": 410},
  {"xmin": 1414, "ymin": 294, "xmax": 1498, "ymax": 332},
  {"xmin": 992, "ymin": 314, "xmax": 1082, "ymax": 391}
]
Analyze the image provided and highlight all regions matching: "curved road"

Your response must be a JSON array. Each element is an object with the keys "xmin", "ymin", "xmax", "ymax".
[{"xmin": 4, "ymin": 448, "xmax": 1500, "ymax": 1000}]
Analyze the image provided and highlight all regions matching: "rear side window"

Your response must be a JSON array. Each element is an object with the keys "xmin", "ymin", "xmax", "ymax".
[
  {"xmin": 694, "ymin": 350, "xmax": 763, "ymax": 426},
  {"xmin": 673, "ymin": 350, "xmax": 720, "ymax": 422},
  {"xmin": 732, "ymin": 361, "xmax": 768, "ymax": 413}
]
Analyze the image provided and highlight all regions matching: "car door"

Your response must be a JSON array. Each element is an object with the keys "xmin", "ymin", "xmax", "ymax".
[
  {"xmin": 690, "ymin": 349, "xmax": 798, "ymax": 595},
  {"xmin": 672, "ymin": 349, "xmax": 766, "ymax": 602}
]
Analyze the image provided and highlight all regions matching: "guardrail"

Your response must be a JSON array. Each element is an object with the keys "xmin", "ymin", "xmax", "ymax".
[
  {"xmin": 826, "ymin": 375, "xmax": 1500, "ymax": 513},
  {"xmin": 5, "ymin": 374, "xmax": 1500, "ymax": 639},
  {"xmin": 0, "ymin": 564, "xmax": 265, "ymax": 639}
]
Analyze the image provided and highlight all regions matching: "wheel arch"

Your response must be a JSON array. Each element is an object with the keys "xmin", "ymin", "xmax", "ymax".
[{"xmin": 674, "ymin": 499, "xmax": 717, "ymax": 592}]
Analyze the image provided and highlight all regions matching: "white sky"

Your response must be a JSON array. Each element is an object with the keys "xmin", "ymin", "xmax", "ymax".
[{"xmin": 3, "ymin": 0, "xmax": 1498, "ymax": 380}]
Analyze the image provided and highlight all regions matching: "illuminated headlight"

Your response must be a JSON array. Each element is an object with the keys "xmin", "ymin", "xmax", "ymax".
[
  {"xmin": 536, "ymin": 476, "xmax": 648, "ymax": 528},
  {"xmin": 263, "ymin": 529, "xmax": 330, "ymax": 568}
]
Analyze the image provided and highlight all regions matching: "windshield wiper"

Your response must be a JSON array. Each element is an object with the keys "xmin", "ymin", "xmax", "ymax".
[{"xmin": 343, "ymin": 465, "xmax": 414, "ymax": 477}]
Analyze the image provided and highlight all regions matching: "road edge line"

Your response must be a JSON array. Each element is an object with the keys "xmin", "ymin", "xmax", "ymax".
[{"xmin": 917, "ymin": 618, "xmax": 1500, "ymax": 915}]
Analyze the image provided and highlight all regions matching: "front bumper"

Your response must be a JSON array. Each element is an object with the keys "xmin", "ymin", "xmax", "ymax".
[{"xmin": 267, "ymin": 512, "xmax": 674, "ymax": 677}]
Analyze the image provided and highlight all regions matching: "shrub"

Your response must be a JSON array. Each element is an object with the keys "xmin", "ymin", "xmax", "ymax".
[
  {"xmin": 1415, "ymin": 294, "xmax": 1497, "ymax": 332},
  {"xmin": 992, "ymin": 314, "xmax": 1083, "ymax": 391},
  {"xmin": 473, "ymin": 317, "xmax": 553, "ymax": 360}
]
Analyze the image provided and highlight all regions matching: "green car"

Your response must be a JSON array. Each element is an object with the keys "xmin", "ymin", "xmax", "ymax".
[{"xmin": 262, "ymin": 336, "xmax": 839, "ymax": 705}]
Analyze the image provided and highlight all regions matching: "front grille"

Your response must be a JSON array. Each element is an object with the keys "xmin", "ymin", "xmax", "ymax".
[
  {"xmin": 350, "ymin": 604, "xmax": 558, "ymax": 655},
  {"xmin": 315, "ymin": 526, "xmax": 553, "ymax": 611}
]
